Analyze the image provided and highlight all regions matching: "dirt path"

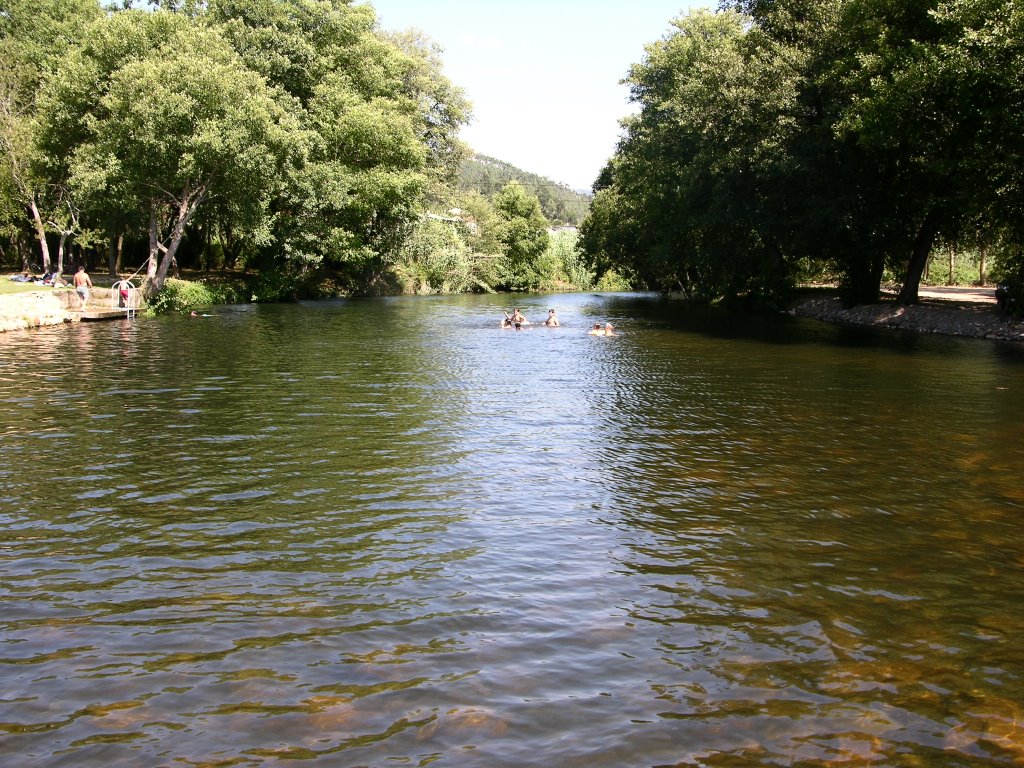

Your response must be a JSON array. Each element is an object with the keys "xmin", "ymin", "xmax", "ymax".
[{"xmin": 902, "ymin": 285, "xmax": 997, "ymax": 304}]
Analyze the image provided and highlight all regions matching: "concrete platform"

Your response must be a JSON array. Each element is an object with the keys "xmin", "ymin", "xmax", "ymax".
[{"xmin": 77, "ymin": 308, "xmax": 136, "ymax": 321}]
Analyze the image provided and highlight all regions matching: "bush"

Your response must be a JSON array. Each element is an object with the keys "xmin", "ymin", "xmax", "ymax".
[
  {"xmin": 594, "ymin": 269, "xmax": 632, "ymax": 292},
  {"xmin": 535, "ymin": 230, "xmax": 593, "ymax": 291},
  {"xmin": 149, "ymin": 278, "xmax": 221, "ymax": 314},
  {"xmin": 393, "ymin": 217, "xmax": 474, "ymax": 294}
]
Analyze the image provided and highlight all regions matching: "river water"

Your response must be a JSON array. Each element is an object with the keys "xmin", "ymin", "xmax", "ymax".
[{"xmin": 2, "ymin": 292, "xmax": 1023, "ymax": 767}]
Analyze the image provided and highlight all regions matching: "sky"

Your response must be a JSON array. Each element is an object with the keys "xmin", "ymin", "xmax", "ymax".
[{"xmin": 364, "ymin": 1, "xmax": 710, "ymax": 192}]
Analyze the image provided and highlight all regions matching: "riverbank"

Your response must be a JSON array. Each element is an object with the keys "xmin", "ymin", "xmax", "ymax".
[
  {"xmin": 788, "ymin": 286, "xmax": 1024, "ymax": 343},
  {"xmin": 0, "ymin": 285, "xmax": 125, "ymax": 333},
  {"xmin": 4, "ymin": 276, "xmax": 1024, "ymax": 342}
]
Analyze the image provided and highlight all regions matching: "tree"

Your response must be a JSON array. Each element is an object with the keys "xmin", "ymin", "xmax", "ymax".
[
  {"xmin": 5, "ymin": 0, "xmax": 472, "ymax": 298},
  {"xmin": 37, "ymin": 13, "xmax": 297, "ymax": 295},
  {"xmin": 455, "ymin": 190, "xmax": 502, "ymax": 256},
  {"xmin": 584, "ymin": 1, "xmax": 1024, "ymax": 306},
  {"xmin": 0, "ymin": 74, "xmax": 52, "ymax": 271},
  {"xmin": 583, "ymin": 9, "xmax": 803, "ymax": 302},
  {"xmin": 0, "ymin": 0, "xmax": 101, "ymax": 270},
  {"xmin": 209, "ymin": 0, "xmax": 469, "ymax": 290},
  {"xmin": 492, "ymin": 181, "xmax": 549, "ymax": 291}
]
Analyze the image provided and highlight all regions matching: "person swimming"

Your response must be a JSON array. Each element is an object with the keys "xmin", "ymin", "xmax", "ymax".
[
  {"xmin": 587, "ymin": 322, "xmax": 617, "ymax": 336},
  {"xmin": 544, "ymin": 309, "xmax": 560, "ymax": 327}
]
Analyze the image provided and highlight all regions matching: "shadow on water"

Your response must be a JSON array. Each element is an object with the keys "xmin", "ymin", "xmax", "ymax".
[{"xmin": 597, "ymin": 292, "xmax": 1024, "ymax": 362}]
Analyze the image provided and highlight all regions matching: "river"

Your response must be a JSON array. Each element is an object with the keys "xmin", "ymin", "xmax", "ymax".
[{"xmin": 2, "ymin": 292, "xmax": 1023, "ymax": 767}]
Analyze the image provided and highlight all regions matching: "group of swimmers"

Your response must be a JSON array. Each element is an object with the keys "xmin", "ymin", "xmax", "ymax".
[{"xmin": 500, "ymin": 307, "xmax": 615, "ymax": 335}]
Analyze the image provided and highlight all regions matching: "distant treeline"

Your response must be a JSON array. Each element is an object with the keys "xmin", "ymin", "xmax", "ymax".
[{"xmin": 459, "ymin": 155, "xmax": 591, "ymax": 227}]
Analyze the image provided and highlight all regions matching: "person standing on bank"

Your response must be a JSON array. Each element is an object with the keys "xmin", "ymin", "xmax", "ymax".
[{"xmin": 73, "ymin": 265, "xmax": 93, "ymax": 305}]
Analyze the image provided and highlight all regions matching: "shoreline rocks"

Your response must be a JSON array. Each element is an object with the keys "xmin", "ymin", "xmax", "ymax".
[
  {"xmin": 0, "ymin": 289, "xmax": 80, "ymax": 333},
  {"xmin": 0, "ymin": 287, "xmax": 120, "ymax": 333},
  {"xmin": 789, "ymin": 293, "xmax": 1024, "ymax": 343}
]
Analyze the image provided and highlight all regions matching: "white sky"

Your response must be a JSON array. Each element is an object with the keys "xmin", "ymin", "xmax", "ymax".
[{"xmin": 365, "ymin": 1, "xmax": 710, "ymax": 191}]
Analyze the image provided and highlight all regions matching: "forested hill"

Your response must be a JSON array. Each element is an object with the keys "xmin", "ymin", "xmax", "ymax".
[{"xmin": 458, "ymin": 155, "xmax": 591, "ymax": 226}]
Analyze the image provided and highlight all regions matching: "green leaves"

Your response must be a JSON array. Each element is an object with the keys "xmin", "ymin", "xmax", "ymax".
[
  {"xmin": 6, "ymin": 0, "xmax": 470, "ymax": 293},
  {"xmin": 583, "ymin": 0, "xmax": 1024, "ymax": 305},
  {"xmin": 493, "ymin": 181, "xmax": 550, "ymax": 291}
]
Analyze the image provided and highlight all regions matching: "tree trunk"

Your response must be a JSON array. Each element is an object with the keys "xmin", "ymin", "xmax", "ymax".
[
  {"xmin": 56, "ymin": 232, "xmax": 68, "ymax": 275},
  {"xmin": 979, "ymin": 244, "xmax": 987, "ymax": 286},
  {"xmin": 107, "ymin": 233, "xmax": 118, "ymax": 276},
  {"xmin": 897, "ymin": 209, "xmax": 940, "ymax": 305},
  {"xmin": 17, "ymin": 235, "xmax": 28, "ymax": 273},
  {"xmin": 28, "ymin": 194, "xmax": 50, "ymax": 272},
  {"xmin": 150, "ymin": 181, "xmax": 208, "ymax": 294},
  {"xmin": 947, "ymin": 244, "xmax": 955, "ymax": 286}
]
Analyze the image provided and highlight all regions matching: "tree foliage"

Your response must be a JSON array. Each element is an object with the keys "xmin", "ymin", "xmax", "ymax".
[
  {"xmin": 1, "ymin": 0, "xmax": 471, "ymax": 296},
  {"xmin": 492, "ymin": 181, "xmax": 550, "ymax": 292},
  {"xmin": 581, "ymin": 0, "xmax": 1024, "ymax": 306}
]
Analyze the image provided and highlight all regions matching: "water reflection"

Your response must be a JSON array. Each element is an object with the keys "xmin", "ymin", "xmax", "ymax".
[{"xmin": 1, "ymin": 293, "xmax": 1023, "ymax": 766}]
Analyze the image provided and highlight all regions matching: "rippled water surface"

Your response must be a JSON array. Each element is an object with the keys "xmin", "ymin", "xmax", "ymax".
[{"xmin": 2, "ymin": 292, "xmax": 1024, "ymax": 767}]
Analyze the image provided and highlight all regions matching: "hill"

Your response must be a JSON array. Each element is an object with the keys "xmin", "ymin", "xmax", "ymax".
[{"xmin": 458, "ymin": 154, "xmax": 591, "ymax": 226}]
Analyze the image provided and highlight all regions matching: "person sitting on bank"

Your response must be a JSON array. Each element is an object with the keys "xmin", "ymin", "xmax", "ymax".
[
  {"xmin": 73, "ymin": 265, "xmax": 93, "ymax": 305},
  {"xmin": 544, "ymin": 309, "xmax": 560, "ymax": 326}
]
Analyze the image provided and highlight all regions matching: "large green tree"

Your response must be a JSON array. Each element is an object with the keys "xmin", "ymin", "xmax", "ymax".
[
  {"xmin": 208, "ymin": 0, "xmax": 469, "ymax": 290},
  {"xmin": 0, "ymin": 0, "xmax": 101, "ymax": 271},
  {"xmin": 583, "ymin": 1, "xmax": 1024, "ymax": 306},
  {"xmin": 36, "ymin": 10, "xmax": 295, "ymax": 295},
  {"xmin": 10, "ymin": 0, "xmax": 470, "ymax": 297},
  {"xmin": 584, "ymin": 10, "xmax": 804, "ymax": 301},
  {"xmin": 492, "ymin": 180, "xmax": 549, "ymax": 291}
]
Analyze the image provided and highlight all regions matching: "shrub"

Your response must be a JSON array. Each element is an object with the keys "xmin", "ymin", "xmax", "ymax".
[
  {"xmin": 594, "ymin": 269, "xmax": 632, "ymax": 292},
  {"xmin": 149, "ymin": 278, "xmax": 220, "ymax": 314}
]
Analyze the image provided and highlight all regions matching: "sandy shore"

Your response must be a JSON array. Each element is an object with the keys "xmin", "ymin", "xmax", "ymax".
[{"xmin": 789, "ymin": 286, "xmax": 1024, "ymax": 343}]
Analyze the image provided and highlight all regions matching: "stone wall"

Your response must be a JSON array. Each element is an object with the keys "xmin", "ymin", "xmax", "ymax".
[{"xmin": 0, "ymin": 287, "xmax": 116, "ymax": 333}]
